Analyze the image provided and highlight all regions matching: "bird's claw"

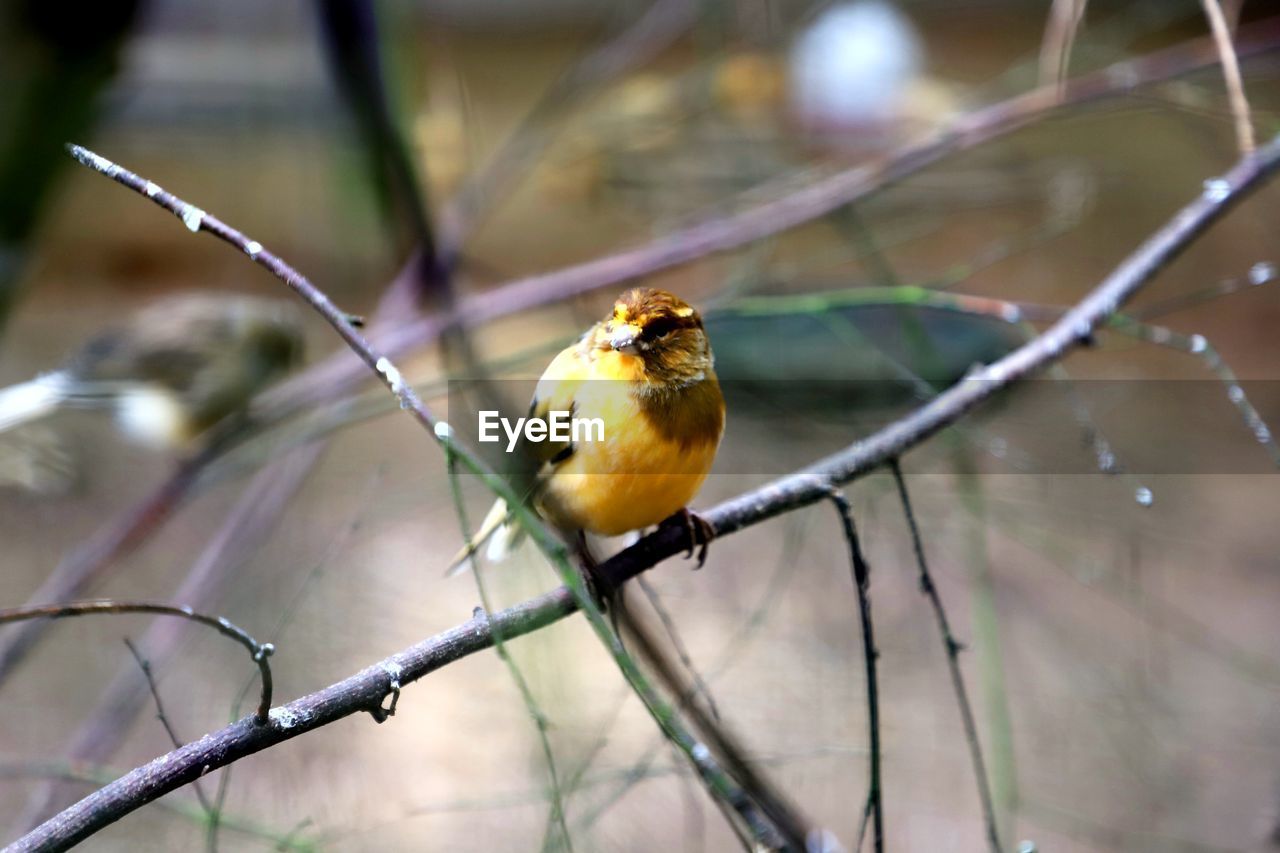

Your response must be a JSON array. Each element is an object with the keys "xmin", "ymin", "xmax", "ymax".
[{"xmin": 675, "ymin": 508, "xmax": 715, "ymax": 569}]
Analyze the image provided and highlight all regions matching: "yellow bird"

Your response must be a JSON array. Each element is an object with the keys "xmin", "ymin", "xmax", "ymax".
[{"xmin": 450, "ymin": 287, "xmax": 725, "ymax": 574}]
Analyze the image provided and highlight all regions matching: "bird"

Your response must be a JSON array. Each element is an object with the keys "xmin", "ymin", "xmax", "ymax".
[
  {"xmin": 0, "ymin": 291, "xmax": 304, "ymax": 449},
  {"xmin": 448, "ymin": 287, "xmax": 725, "ymax": 577}
]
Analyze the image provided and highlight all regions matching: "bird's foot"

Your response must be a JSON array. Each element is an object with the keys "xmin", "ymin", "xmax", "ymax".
[{"xmin": 669, "ymin": 508, "xmax": 715, "ymax": 569}]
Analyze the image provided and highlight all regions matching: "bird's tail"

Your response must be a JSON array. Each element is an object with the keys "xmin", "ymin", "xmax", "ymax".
[
  {"xmin": 0, "ymin": 374, "xmax": 71, "ymax": 433},
  {"xmin": 444, "ymin": 498, "xmax": 527, "ymax": 577}
]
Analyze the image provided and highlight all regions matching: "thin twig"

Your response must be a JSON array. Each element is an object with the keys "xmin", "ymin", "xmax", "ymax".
[
  {"xmin": 887, "ymin": 460, "xmax": 1000, "ymax": 853},
  {"xmin": 1039, "ymin": 0, "xmax": 1089, "ymax": 94},
  {"xmin": 635, "ymin": 576, "xmax": 721, "ymax": 722},
  {"xmin": 0, "ymin": 445, "xmax": 220, "ymax": 687},
  {"xmin": 1107, "ymin": 317, "xmax": 1280, "ymax": 466},
  {"xmin": 599, "ymin": 592, "xmax": 809, "ymax": 850},
  {"xmin": 24, "ymin": 131, "xmax": 1280, "ymax": 853},
  {"xmin": 854, "ymin": 795, "xmax": 874, "ymax": 853},
  {"xmin": 1200, "ymin": 0, "xmax": 1256, "ymax": 154},
  {"xmin": 827, "ymin": 491, "xmax": 882, "ymax": 853},
  {"xmin": 122, "ymin": 639, "xmax": 215, "ymax": 816},
  {"xmin": 122, "ymin": 640, "xmax": 188, "ymax": 764},
  {"xmin": 0, "ymin": 601, "xmax": 273, "ymax": 723}
]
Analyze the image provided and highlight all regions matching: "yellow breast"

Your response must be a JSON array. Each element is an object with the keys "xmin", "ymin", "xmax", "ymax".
[{"xmin": 534, "ymin": 349, "xmax": 723, "ymax": 536}]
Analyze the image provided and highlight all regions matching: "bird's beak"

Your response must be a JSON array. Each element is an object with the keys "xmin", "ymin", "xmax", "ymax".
[{"xmin": 609, "ymin": 324, "xmax": 643, "ymax": 355}]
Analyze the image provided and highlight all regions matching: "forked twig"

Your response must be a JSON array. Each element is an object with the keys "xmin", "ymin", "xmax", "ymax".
[
  {"xmin": 568, "ymin": 513, "xmax": 813, "ymax": 836},
  {"xmin": 0, "ymin": 446, "xmax": 220, "ymax": 687},
  {"xmin": 12, "ymin": 444, "xmax": 323, "ymax": 833},
  {"xmin": 121, "ymin": 639, "xmax": 213, "ymax": 815},
  {"xmin": 0, "ymin": 601, "xmax": 273, "ymax": 723}
]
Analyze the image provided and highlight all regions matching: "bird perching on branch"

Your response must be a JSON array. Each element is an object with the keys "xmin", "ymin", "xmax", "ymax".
[{"xmin": 449, "ymin": 287, "xmax": 725, "ymax": 576}]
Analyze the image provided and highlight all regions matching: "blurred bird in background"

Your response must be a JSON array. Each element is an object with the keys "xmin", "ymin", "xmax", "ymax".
[
  {"xmin": 0, "ymin": 292, "xmax": 304, "ymax": 453},
  {"xmin": 449, "ymin": 287, "xmax": 724, "ymax": 574}
]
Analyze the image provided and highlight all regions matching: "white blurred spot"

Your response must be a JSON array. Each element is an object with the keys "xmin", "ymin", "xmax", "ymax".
[
  {"xmin": 376, "ymin": 357, "xmax": 405, "ymax": 395},
  {"xmin": 179, "ymin": 203, "xmax": 205, "ymax": 233},
  {"xmin": 115, "ymin": 386, "xmax": 187, "ymax": 448},
  {"xmin": 1202, "ymin": 178, "xmax": 1230, "ymax": 202},
  {"xmin": 269, "ymin": 706, "xmax": 309, "ymax": 730},
  {"xmin": 790, "ymin": 1, "xmax": 923, "ymax": 129},
  {"xmin": 1249, "ymin": 261, "xmax": 1275, "ymax": 285}
]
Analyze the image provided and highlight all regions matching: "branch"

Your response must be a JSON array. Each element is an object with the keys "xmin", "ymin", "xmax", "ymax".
[
  {"xmin": 0, "ymin": 601, "xmax": 273, "ymax": 723},
  {"xmin": 0, "ymin": 444, "xmax": 221, "ymax": 686},
  {"xmin": 889, "ymin": 461, "xmax": 1000, "ymax": 851},
  {"xmin": 827, "ymin": 491, "xmax": 882, "ymax": 853},
  {"xmin": 21, "ymin": 125, "xmax": 1280, "ymax": 853},
  {"xmin": 1038, "ymin": 0, "xmax": 1089, "ymax": 93},
  {"xmin": 1200, "ymin": 0, "xmax": 1256, "ymax": 154}
]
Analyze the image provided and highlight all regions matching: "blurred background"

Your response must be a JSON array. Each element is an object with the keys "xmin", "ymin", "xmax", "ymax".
[{"xmin": 2, "ymin": 0, "xmax": 1280, "ymax": 850}]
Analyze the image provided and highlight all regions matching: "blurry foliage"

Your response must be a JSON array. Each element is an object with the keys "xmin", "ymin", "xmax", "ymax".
[{"xmin": 0, "ymin": 0, "xmax": 141, "ymax": 325}]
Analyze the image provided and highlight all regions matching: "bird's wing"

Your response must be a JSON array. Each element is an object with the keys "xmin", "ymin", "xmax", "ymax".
[
  {"xmin": 444, "ymin": 330, "xmax": 597, "ymax": 575},
  {"xmin": 524, "ymin": 337, "xmax": 591, "ymax": 467}
]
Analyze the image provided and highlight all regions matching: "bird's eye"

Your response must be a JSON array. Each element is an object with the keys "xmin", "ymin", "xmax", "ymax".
[{"xmin": 639, "ymin": 316, "xmax": 681, "ymax": 342}]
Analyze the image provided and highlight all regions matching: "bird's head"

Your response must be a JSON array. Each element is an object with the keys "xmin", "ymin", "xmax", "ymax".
[{"xmin": 600, "ymin": 288, "xmax": 713, "ymax": 386}]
